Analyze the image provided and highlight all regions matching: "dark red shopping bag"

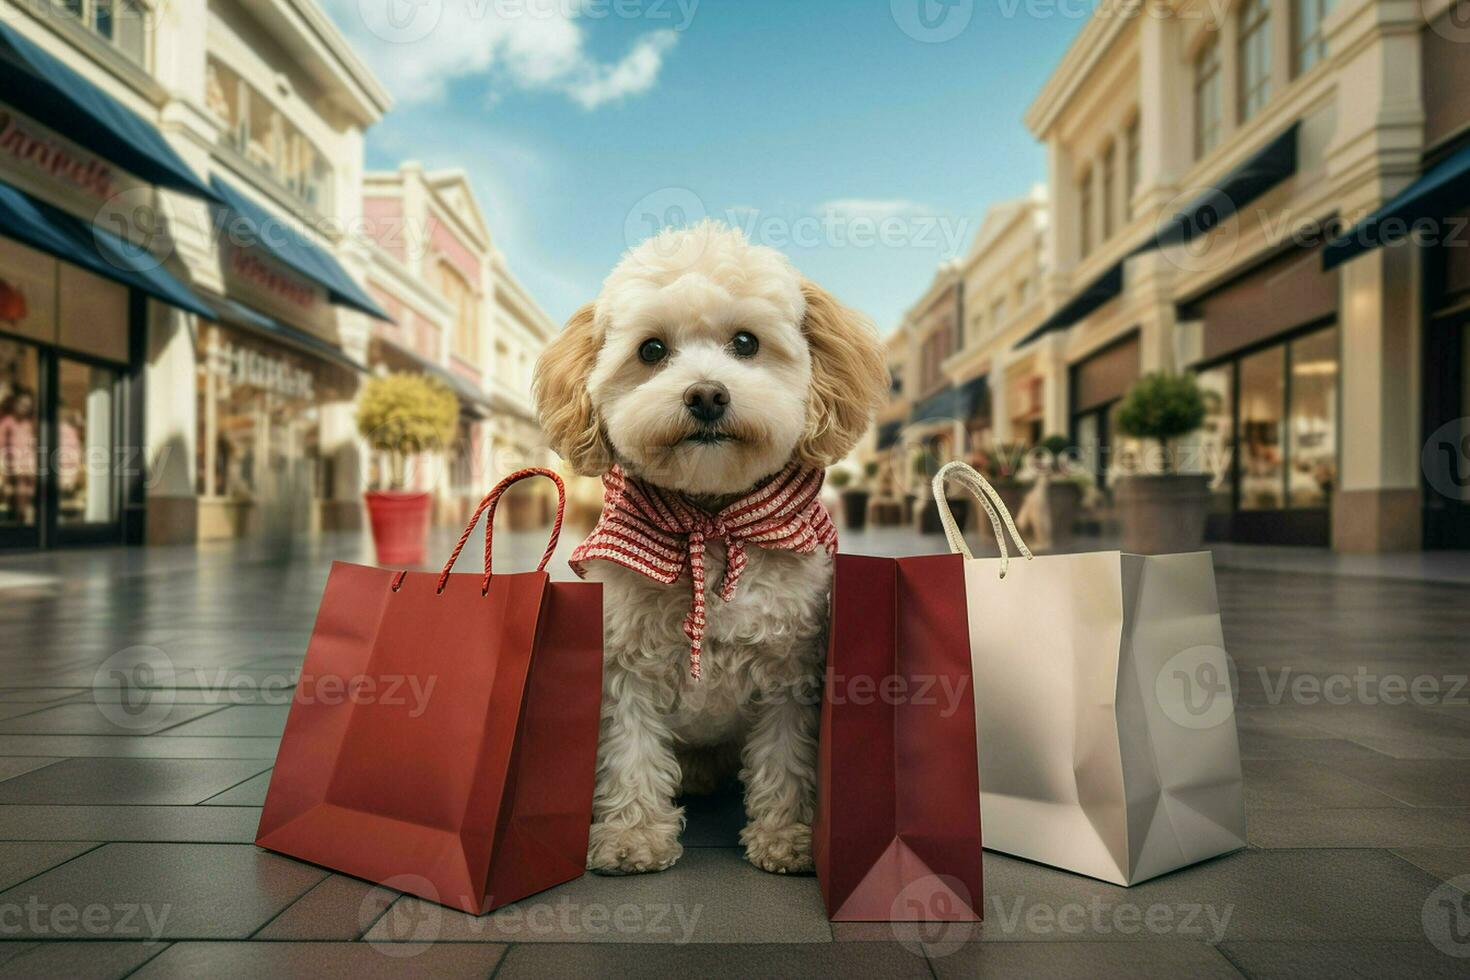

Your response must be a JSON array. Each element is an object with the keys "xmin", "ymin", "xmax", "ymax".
[
  {"xmin": 814, "ymin": 553, "xmax": 982, "ymax": 922},
  {"xmin": 256, "ymin": 469, "xmax": 602, "ymax": 915}
]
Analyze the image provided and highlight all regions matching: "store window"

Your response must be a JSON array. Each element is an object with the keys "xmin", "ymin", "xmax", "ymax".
[
  {"xmin": 1288, "ymin": 327, "xmax": 1338, "ymax": 507},
  {"xmin": 1239, "ymin": 346, "xmax": 1286, "ymax": 511},
  {"xmin": 1238, "ymin": 0, "xmax": 1273, "ymax": 124},
  {"xmin": 1194, "ymin": 37, "xmax": 1222, "ymax": 160},
  {"xmin": 1293, "ymin": 0, "xmax": 1333, "ymax": 75},
  {"xmin": 441, "ymin": 264, "xmax": 479, "ymax": 364},
  {"xmin": 0, "ymin": 340, "xmax": 40, "ymax": 533},
  {"xmin": 1196, "ymin": 365, "xmax": 1235, "ymax": 516},
  {"xmin": 196, "ymin": 326, "xmax": 350, "ymax": 511},
  {"xmin": 50, "ymin": 0, "xmax": 146, "ymax": 65},
  {"xmin": 206, "ymin": 59, "xmax": 333, "ymax": 212}
]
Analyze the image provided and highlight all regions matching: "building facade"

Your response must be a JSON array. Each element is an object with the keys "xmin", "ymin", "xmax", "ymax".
[
  {"xmin": 0, "ymin": 0, "xmax": 558, "ymax": 553},
  {"xmin": 363, "ymin": 162, "xmax": 558, "ymax": 529},
  {"xmin": 879, "ymin": 0, "xmax": 1469, "ymax": 552}
]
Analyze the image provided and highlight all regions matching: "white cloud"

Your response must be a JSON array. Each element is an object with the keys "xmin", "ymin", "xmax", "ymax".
[
  {"xmin": 326, "ymin": 0, "xmax": 678, "ymax": 108},
  {"xmin": 817, "ymin": 198, "xmax": 926, "ymax": 220}
]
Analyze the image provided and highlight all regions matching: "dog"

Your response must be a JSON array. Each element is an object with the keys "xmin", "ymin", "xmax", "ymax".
[{"xmin": 533, "ymin": 220, "xmax": 888, "ymax": 875}]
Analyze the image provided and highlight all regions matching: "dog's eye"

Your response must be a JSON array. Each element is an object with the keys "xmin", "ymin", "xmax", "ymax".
[
  {"xmin": 638, "ymin": 338, "xmax": 668, "ymax": 364},
  {"xmin": 730, "ymin": 332, "xmax": 759, "ymax": 358}
]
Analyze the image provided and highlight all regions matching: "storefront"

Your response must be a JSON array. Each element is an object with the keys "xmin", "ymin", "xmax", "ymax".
[
  {"xmin": 1180, "ymin": 245, "xmax": 1340, "ymax": 546},
  {"xmin": 194, "ymin": 307, "xmax": 361, "ymax": 541},
  {"xmin": 0, "ymin": 22, "xmax": 221, "ymax": 550},
  {"xmin": 1068, "ymin": 332, "xmax": 1139, "ymax": 491},
  {"xmin": 1423, "ymin": 209, "xmax": 1470, "ymax": 549}
]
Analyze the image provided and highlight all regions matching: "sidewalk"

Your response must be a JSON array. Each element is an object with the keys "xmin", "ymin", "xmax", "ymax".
[{"xmin": 0, "ymin": 526, "xmax": 1466, "ymax": 977}]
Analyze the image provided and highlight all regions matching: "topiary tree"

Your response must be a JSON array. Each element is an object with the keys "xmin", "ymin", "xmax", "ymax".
[
  {"xmin": 1115, "ymin": 372, "xmax": 1206, "ymax": 474},
  {"xmin": 356, "ymin": 372, "xmax": 459, "ymax": 490}
]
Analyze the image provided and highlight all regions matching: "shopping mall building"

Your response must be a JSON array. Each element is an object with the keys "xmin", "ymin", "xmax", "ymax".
[
  {"xmin": 0, "ymin": 0, "xmax": 557, "ymax": 552},
  {"xmin": 875, "ymin": 0, "xmax": 1470, "ymax": 552}
]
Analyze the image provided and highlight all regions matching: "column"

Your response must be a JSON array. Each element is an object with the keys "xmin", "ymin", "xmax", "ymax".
[
  {"xmin": 1136, "ymin": 9, "xmax": 1191, "ymax": 217},
  {"xmin": 143, "ymin": 306, "xmax": 198, "ymax": 546},
  {"xmin": 1333, "ymin": 243, "xmax": 1421, "ymax": 552}
]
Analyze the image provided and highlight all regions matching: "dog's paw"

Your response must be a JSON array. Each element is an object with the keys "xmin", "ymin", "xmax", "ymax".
[
  {"xmin": 587, "ymin": 822, "xmax": 683, "ymax": 876},
  {"xmin": 741, "ymin": 821, "xmax": 813, "ymax": 874}
]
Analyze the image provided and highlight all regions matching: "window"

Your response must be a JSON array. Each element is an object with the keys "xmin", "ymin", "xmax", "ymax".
[
  {"xmin": 920, "ymin": 329, "xmax": 952, "ymax": 394},
  {"xmin": 1293, "ymin": 0, "xmax": 1331, "ymax": 74},
  {"xmin": 1194, "ymin": 37, "xmax": 1222, "ymax": 159},
  {"xmin": 1101, "ymin": 142, "xmax": 1117, "ymax": 242},
  {"xmin": 1079, "ymin": 166, "xmax": 1094, "ymax": 258},
  {"xmin": 50, "ymin": 0, "xmax": 146, "ymax": 64},
  {"xmin": 206, "ymin": 59, "xmax": 333, "ymax": 211},
  {"xmin": 1124, "ymin": 117, "xmax": 1140, "ymax": 221},
  {"xmin": 1238, "ymin": 0, "xmax": 1273, "ymax": 123},
  {"xmin": 439, "ymin": 265, "xmax": 479, "ymax": 364}
]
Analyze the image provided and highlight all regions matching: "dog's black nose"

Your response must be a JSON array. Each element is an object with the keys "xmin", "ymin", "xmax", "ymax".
[{"xmin": 683, "ymin": 382, "xmax": 730, "ymax": 423}]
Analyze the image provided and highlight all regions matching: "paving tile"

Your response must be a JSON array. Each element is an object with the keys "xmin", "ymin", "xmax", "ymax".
[
  {"xmin": 973, "ymin": 849, "xmax": 1441, "ymax": 942},
  {"xmin": 0, "ymin": 703, "xmax": 61, "ymax": 722},
  {"xmin": 366, "ymin": 848, "xmax": 832, "ymax": 944},
  {"xmin": 0, "ymin": 735, "xmax": 280, "ymax": 759},
  {"xmin": 927, "ymin": 941, "xmax": 1245, "ymax": 979},
  {"xmin": 0, "ymin": 758, "xmax": 271, "ymax": 805},
  {"xmin": 1242, "ymin": 760, "xmax": 1405, "ymax": 810},
  {"xmin": 1219, "ymin": 941, "xmax": 1470, "ymax": 979},
  {"xmin": 1390, "ymin": 847, "xmax": 1470, "ymax": 885},
  {"xmin": 1314, "ymin": 757, "xmax": 1470, "ymax": 806},
  {"xmin": 494, "ymin": 941, "xmax": 929, "ymax": 980},
  {"xmin": 1248, "ymin": 807, "xmax": 1470, "ymax": 849},
  {"xmin": 130, "ymin": 942, "xmax": 504, "ymax": 979},
  {"xmin": 1235, "ymin": 730, "xmax": 1394, "ymax": 764},
  {"xmin": 0, "ymin": 806, "xmax": 260, "ymax": 843},
  {"xmin": 0, "ymin": 757, "xmax": 62, "ymax": 782},
  {"xmin": 199, "ymin": 769, "xmax": 272, "ymax": 806},
  {"xmin": 0, "ymin": 941, "xmax": 165, "ymax": 980},
  {"xmin": 0, "ymin": 702, "xmax": 227, "ymax": 736},
  {"xmin": 155, "ymin": 706, "xmax": 291, "ymax": 738},
  {"xmin": 0, "ymin": 843, "xmax": 325, "ymax": 940},
  {"xmin": 0, "ymin": 842, "xmax": 99, "ymax": 891},
  {"xmin": 253, "ymin": 873, "xmax": 394, "ymax": 940}
]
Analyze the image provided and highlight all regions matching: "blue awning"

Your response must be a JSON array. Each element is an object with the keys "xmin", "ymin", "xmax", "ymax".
[
  {"xmin": 0, "ymin": 21, "xmax": 216, "ymax": 202},
  {"xmin": 875, "ymin": 420, "xmax": 902, "ymax": 450},
  {"xmin": 209, "ymin": 297, "xmax": 363, "ymax": 375},
  {"xmin": 1016, "ymin": 263, "xmax": 1125, "ymax": 348},
  {"xmin": 1016, "ymin": 124, "xmax": 1299, "ymax": 349},
  {"xmin": 1147, "ymin": 123, "xmax": 1299, "ymax": 251},
  {"xmin": 210, "ymin": 176, "xmax": 390, "ymax": 321},
  {"xmin": 957, "ymin": 374, "xmax": 990, "ymax": 419},
  {"xmin": 0, "ymin": 177, "xmax": 215, "ymax": 320},
  {"xmin": 1323, "ymin": 141, "xmax": 1470, "ymax": 270},
  {"xmin": 911, "ymin": 386, "xmax": 961, "ymax": 424}
]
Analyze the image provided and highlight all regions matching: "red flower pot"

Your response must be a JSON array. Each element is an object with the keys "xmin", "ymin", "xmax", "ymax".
[{"xmin": 363, "ymin": 491, "xmax": 433, "ymax": 566}]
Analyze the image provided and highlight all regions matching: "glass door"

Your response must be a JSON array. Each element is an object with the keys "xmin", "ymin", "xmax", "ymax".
[
  {"xmin": 52, "ymin": 357, "xmax": 121, "ymax": 544},
  {"xmin": 0, "ymin": 339, "xmax": 41, "ymax": 548}
]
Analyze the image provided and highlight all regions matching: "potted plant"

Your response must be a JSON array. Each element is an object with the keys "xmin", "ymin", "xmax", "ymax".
[
  {"xmin": 1025, "ymin": 434, "xmax": 1086, "ymax": 552},
  {"xmin": 917, "ymin": 450, "xmax": 970, "ymax": 536},
  {"xmin": 829, "ymin": 464, "xmax": 875, "ymax": 532},
  {"xmin": 972, "ymin": 441, "xmax": 1029, "ymax": 516},
  {"xmin": 357, "ymin": 372, "xmax": 459, "ymax": 566},
  {"xmin": 1113, "ymin": 372, "xmax": 1210, "ymax": 554}
]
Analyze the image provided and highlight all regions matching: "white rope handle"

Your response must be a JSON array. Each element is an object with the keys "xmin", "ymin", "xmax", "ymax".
[{"xmin": 932, "ymin": 461, "xmax": 1034, "ymax": 577}]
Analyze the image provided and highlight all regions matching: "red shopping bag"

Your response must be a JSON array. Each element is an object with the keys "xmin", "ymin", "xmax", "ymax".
[
  {"xmin": 256, "ymin": 469, "xmax": 602, "ymax": 915},
  {"xmin": 814, "ymin": 553, "xmax": 982, "ymax": 922}
]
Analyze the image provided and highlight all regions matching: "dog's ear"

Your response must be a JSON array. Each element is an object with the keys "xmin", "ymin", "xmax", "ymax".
[
  {"xmin": 534, "ymin": 303, "xmax": 613, "ymax": 476},
  {"xmin": 794, "ymin": 280, "xmax": 890, "ymax": 470}
]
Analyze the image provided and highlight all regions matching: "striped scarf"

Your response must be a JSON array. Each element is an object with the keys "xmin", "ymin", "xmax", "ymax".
[{"xmin": 569, "ymin": 463, "xmax": 838, "ymax": 680}]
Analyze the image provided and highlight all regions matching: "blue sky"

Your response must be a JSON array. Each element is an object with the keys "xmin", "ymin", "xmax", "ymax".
[{"xmin": 324, "ymin": 0, "xmax": 1089, "ymax": 332}]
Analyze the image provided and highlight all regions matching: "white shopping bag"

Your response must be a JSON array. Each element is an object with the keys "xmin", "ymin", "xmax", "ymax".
[{"xmin": 933, "ymin": 461, "xmax": 1246, "ymax": 886}]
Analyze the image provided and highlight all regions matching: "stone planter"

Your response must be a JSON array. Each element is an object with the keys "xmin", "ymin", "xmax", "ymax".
[
  {"xmin": 1115, "ymin": 474, "xmax": 1211, "ymax": 554},
  {"xmin": 1042, "ymin": 480, "xmax": 1084, "ymax": 552},
  {"xmin": 838, "ymin": 489, "xmax": 871, "ymax": 531},
  {"xmin": 919, "ymin": 496, "xmax": 969, "ymax": 536}
]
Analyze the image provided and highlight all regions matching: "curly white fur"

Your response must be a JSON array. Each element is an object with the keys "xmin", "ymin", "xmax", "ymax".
[{"xmin": 534, "ymin": 221, "xmax": 888, "ymax": 875}]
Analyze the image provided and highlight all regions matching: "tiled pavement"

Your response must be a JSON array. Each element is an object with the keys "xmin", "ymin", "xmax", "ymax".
[{"xmin": 0, "ymin": 526, "xmax": 1468, "ymax": 979}]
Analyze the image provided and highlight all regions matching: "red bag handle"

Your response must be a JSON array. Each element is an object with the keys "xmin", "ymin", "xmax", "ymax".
[{"xmin": 392, "ymin": 468, "xmax": 567, "ymax": 596}]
